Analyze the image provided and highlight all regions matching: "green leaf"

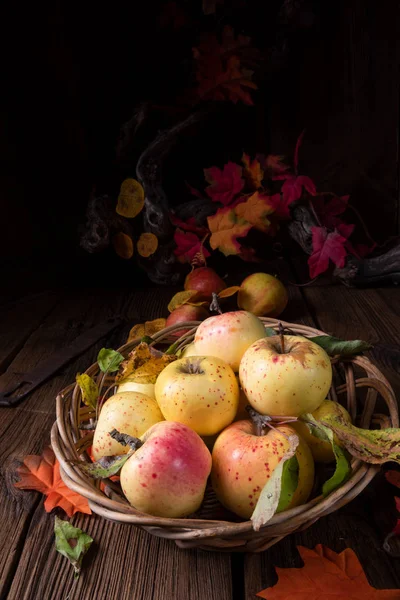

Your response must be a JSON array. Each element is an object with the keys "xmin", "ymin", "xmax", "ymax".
[
  {"xmin": 309, "ymin": 335, "xmax": 371, "ymax": 357},
  {"xmin": 76, "ymin": 452, "xmax": 133, "ymax": 479},
  {"xmin": 276, "ymin": 455, "xmax": 299, "ymax": 512},
  {"xmin": 140, "ymin": 335, "xmax": 154, "ymax": 345},
  {"xmin": 265, "ymin": 327, "xmax": 276, "ymax": 337},
  {"xmin": 54, "ymin": 516, "xmax": 93, "ymax": 579},
  {"xmin": 75, "ymin": 373, "xmax": 99, "ymax": 410},
  {"xmin": 301, "ymin": 413, "xmax": 351, "ymax": 496},
  {"xmin": 320, "ymin": 412, "xmax": 400, "ymax": 465},
  {"xmin": 251, "ymin": 433, "xmax": 299, "ymax": 531},
  {"xmin": 97, "ymin": 348, "xmax": 125, "ymax": 373}
]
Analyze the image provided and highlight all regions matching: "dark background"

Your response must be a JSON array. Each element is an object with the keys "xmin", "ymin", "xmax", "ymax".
[{"xmin": 1, "ymin": 1, "xmax": 399, "ymax": 284}]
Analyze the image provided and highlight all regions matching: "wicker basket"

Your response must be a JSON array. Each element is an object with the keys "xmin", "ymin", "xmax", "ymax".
[{"xmin": 51, "ymin": 318, "xmax": 399, "ymax": 552}]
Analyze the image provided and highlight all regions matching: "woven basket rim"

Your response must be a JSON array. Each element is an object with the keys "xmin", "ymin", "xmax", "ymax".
[{"xmin": 52, "ymin": 317, "xmax": 399, "ymax": 550}]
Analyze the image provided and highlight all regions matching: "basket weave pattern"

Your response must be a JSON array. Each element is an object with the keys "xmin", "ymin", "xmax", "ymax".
[{"xmin": 51, "ymin": 318, "xmax": 399, "ymax": 552}]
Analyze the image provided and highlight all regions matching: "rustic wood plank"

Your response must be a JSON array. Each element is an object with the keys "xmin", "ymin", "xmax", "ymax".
[{"xmin": 0, "ymin": 291, "xmax": 60, "ymax": 375}]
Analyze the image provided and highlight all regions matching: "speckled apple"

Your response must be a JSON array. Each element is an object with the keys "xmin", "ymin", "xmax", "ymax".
[
  {"xmin": 92, "ymin": 392, "xmax": 164, "ymax": 460},
  {"xmin": 155, "ymin": 356, "xmax": 239, "ymax": 436},
  {"xmin": 120, "ymin": 421, "xmax": 212, "ymax": 517},
  {"xmin": 194, "ymin": 311, "xmax": 267, "ymax": 372},
  {"xmin": 211, "ymin": 421, "xmax": 314, "ymax": 519},
  {"xmin": 292, "ymin": 399, "xmax": 352, "ymax": 463},
  {"xmin": 239, "ymin": 335, "xmax": 332, "ymax": 417},
  {"xmin": 117, "ymin": 378, "xmax": 156, "ymax": 399},
  {"xmin": 238, "ymin": 272, "xmax": 288, "ymax": 317}
]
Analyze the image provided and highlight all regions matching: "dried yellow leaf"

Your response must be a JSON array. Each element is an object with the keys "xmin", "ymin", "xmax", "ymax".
[
  {"xmin": 127, "ymin": 318, "xmax": 166, "ymax": 342},
  {"xmin": 116, "ymin": 342, "xmax": 176, "ymax": 384},
  {"xmin": 113, "ymin": 232, "xmax": 134, "ymax": 259},
  {"xmin": 137, "ymin": 233, "xmax": 158, "ymax": 257},
  {"xmin": 116, "ymin": 178, "xmax": 145, "ymax": 218},
  {"xmin": 218, "ymin": 285, "xmax": 240, "ymax": 299},
  {"xmin": 167, "ymin": 290, "xmax": 200, "ymax": 313}
]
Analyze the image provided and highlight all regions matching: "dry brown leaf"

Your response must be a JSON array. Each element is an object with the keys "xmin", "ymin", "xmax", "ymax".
[
  {"xmin": 137, "ymin": 233, "xmax": 158, "ymax": 257},
  {"xmin": 113, "ymin": 232, "xmax": 134, "ymax": 259},
  {"xmin": 167, "ymin": 290, "xmax": 200, "ymax": 312},
  {"xmin": 116, "ymin": 342, "xmax": 176, "ymax": 384}
]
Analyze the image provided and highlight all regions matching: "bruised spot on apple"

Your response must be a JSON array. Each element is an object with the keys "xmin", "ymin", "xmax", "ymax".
[
  {"xmin": 120, "ymin": 421, "xmax": 212, "ymax": 517},
  {"xmin": 155, "ymin": 356, "xmax": 239, "ymax": 436},
  {"xmin": 194, "ymin": 311, "xmax": 267, "ymax": 372},
  {"xmin": 239, "ymin": 335, "xmax": 332, "ymax": 417},
  {"xmin": 211, "ymin": 420, "xmax": 314, "ymax": 519}
]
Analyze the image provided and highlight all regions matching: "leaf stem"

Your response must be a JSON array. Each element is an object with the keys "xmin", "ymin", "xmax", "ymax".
[{"xmin": 308, "ymin": 198, "xmax": 322, "ymax": 227}]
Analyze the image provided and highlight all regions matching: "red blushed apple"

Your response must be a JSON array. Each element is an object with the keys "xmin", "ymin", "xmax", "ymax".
[
  {"xmin": 165, "ymin": 305, "xmax": 209, "ymax": 337},
  {"xmin": 184, "ymin": 267, "xmax": 226, "ymax": 300},
  {"xmin": 120, "ymin": 421, "xmax": 212, "ymax": 518},
  {"xmin": 211, "ymin": 420, "xmax": 314, "ymax": 519}
]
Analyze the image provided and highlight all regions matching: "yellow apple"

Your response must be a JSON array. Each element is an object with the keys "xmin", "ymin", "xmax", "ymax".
[
  {"xmin": 239, "ymin": 335, "xmax": 332, "ymax": 417},
  {"xmin": 155, "ymin": 356, "xmax": 239, "ymax": 436},
  {"xmin": 181, "ymin": 342, "xmax": 202, "ymax": 358},
  {"xmin": 92, "ymin": 391, "xmax": 164, "ymax": 460},
  {"xmin": 194, "ymin": 311, "xmax": 267, "ymax": 372},
  {"xmin": 121, "ymin": 421, "xmax": 212, "ymax": 517},
  {"xmin": 238, "ymin": 272, "xmax": 288, "ymax": 317},
  {"xmin": 211, "ymin": 421, "xmax": 314, "ymax": 519},
  {"xmin": 117, "ymin": 376, "xmax": 155, "ymax": 399},
  {"xmin": 292, "ymin": 399, "xmax": 352, "ymax": 463}
]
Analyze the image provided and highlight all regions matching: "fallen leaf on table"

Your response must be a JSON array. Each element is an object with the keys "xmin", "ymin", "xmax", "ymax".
[
  {"xmin": 116, "ymin": 178, "xmax": 144, "ymax": 218},
  {"xmin": 168, "ymin": 290, "xmax": 201, "ymax": 312},
  {"xmin": 15, "ymin": 447, "xmax": 91, "ymax": 517},
  {"xmin": 308, "ymin": 226, "xmax": 348, "ymax": 278},
  {"xmin": 54, "ymin": 516, "xmax": 93, "ymax": 579},
  {"xmin": 112, "ymin": 232, "xmax": 134, "ymax": 259},
  {"xmin": 76, "ymin": 373, "xmax": 99, "ymax": 410},
  {"xmin": 137, "ymin": 232, "xmax": 158, "ymax": 257},
  {"xmin": 204, "ymin": 161, "xmax": 244, "ymax": 205},
  {"xmin": 116, "ymin": 342, "xmax": 176, "ymax": 384},
  {"xmin": 208, "ymin": 206, "xmax": 252, "ymax": 256},
  {"xmin": 251, "ymin": 434, "xmax": 299, "ymax": 531},
  {"xmin": 257, "ymin": 544, "xmax": 400, "ymax": 598},
  {"xmin": 128, "ymin": 318, "xmax": 167, "ymax": 342},
  {"xmin": 242, "ymin": 153, "xmax": 264, "ymax": 190}
]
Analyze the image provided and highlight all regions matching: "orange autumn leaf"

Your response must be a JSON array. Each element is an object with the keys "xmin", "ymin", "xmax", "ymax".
[
  {"xmin": 15, "ymin": 447, "xmax": 91, "ymax": 518},
  {"xmin": 257, "ymin": 544, "xmax": 399, "ymax": 599},
  {"xmin": 234, "ymin": 192, "xmax": 275, "ymax": 233},
  {"xmin": 208, "ymin": 207, "xmax": 252, "ymax": 256},
  {"xmin": 168, "ymin": 290, "xmax": 201, "ymax": 312},
  {"xmin": 242, "ymin": 153, "xmax": 264, "ymax": 189},
  {"xmin": 137, "ymin": 232, "xmax": 158, "ymax": 257},
  {"xmin": 113, "ymin": 232, "xmax": 134, "ymax": 259},
  {"xmin": 218, "ymin": 285, "xmax": 240, "ymax": 298},
  {"xmin": 116, "ymin": 178, "xmax": 145, "ymax": 218}
]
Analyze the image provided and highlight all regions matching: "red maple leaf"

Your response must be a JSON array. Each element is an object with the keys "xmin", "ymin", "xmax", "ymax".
[
  {"xmin": 173, "ymin": 229, "xmax": 210, "ymax": 264},
  {"xmin": 170, "ymin": 214, "xmax": 208, "ymax": 236},
  {"xmin": 262, "ymin": 193, "xmax": 290, "ymax": 219},
  {"xmin": 204, "ymin": 161, "xmax": 244, "ymax": 205},
  {"xmin": 312, "ymin": 194, "xmax": 350, "ymax": 229},
  {"xmin": 275, "ymin": 174, "xmax": 316, "ymax": 206},
  {"xmin": 193, "ymin": 26, "xmax": 258, "ymax": 106},
  {"xmin": 336, "ymin": 222, "xmax": 355, "ymax": 239},
  {"xmin": 308, "ymin": 226, "xmax": 347, "ymax": 278},
  {"xmin": 15, "ymin": 447, "xmax": 91, "ymax": 517},
  {"xmin": 263, "ymin": 154, "xmax": 290, "ymax": 176}
]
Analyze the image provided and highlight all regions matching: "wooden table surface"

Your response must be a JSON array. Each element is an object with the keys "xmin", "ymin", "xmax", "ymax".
[{"xmin": 1, "ymin": 264, "xmax": 400, "ymax": 599}]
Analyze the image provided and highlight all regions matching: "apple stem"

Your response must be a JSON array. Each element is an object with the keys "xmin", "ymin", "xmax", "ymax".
[
  {"xmin": 278, "ymin": 322, "xmax": 285, "ymax": 354},
  {"xmin": 209, "ymin": 292, "xmax": 223, "ymax": 314},
  {"xmin": 110, "ymin": 429, "xmax": 143, "ymax": 451},
  {"xmin": 246, "ymin": 406, "xmax": 298, "ymax": 440}
]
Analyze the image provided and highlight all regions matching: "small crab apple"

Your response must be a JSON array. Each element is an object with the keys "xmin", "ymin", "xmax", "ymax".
[
  {"xmin": 211, "ymin": 419, "xmax": 314, "ymax": 519},
  {"xmin": 155, "ymin": 356, "xmax": 239, "ymax": 436},
  {"xmin": 120, "ymin": 421, "xmax": 212, "ymax": 518},
  {"xmin": 194, "ymin": 311, "xmax": 267, "ymax": 372}
]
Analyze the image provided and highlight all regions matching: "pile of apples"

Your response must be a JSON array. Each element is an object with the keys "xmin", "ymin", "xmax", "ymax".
[{"xmin": 92, "ymin": 307, "xmax": 350, "ymax": 521}]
